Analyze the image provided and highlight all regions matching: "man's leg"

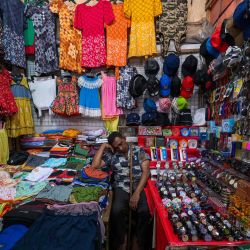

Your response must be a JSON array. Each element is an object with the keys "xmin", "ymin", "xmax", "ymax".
[
  {"xmin": 110, "ymin": 188, "xmax": 129, "ymax": 250},
  {"xmin": 135, "ymin": 190, "xmax": 153, "ymax": 250}
]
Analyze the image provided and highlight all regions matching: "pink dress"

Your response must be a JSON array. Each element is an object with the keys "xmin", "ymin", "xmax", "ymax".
[
  {"xmin": 101, "ymin": 72, "xmax": 123, "ymax": 119},
  {"xmin": 74, "ymin": 0, "xmax": 114, "ymax": 68}
]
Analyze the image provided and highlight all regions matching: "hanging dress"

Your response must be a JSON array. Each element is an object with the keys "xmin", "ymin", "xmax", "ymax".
[
  {"xmin": 25, "ymin": 3, "xmax": 58, "ymax": 74},
  {"xmin": 101, "ymin": 72, "xmax": 123, "ymax": 119},
  {"xmin": 5, "ymin": 75, "xmax": 34, "ymax": 138},
  {"xmin": 50, "ymin": 0, "xmax": 83, "ymax": 73},
  {"xmin": 106, "ymin": 3, "xmax": 130, "ymax": 67},
  {"xmin": 51, "ymin": 76, "xmax": 79, "ymax": 116},
  {"xmin": 74, "ymin": 0, "xmax": 114, "ymax": 67},
  {"xmin": 0, "ymin": 0, "xmax": 26, "ymax": 68},
  {"xmin": 78, "ymin": 76, "xmax": 102, "ymax": 117},
  {"xmin": 0, "ymin": 68, "xmax": 18, "ymax": 117},
  {"xmin": 124, "ymin": 0, "xmax": 162, "ymax": 58}
]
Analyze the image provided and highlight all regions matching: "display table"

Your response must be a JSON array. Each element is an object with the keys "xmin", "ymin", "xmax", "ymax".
[{"xmin": 145, "ymin": 180, "xmax": 250, "ymax": 250}]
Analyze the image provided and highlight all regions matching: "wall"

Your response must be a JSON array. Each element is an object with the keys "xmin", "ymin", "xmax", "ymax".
[
  {"xmin": 30, "ymin": 44, "xmax": 203, "ymax": 134},
  {"xmin": 206, "ymin": 0, "xmax": 242, "ymax": 26}
]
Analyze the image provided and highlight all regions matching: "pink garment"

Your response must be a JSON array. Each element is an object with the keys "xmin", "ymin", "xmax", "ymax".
[
  {"xmin": 101, "ymin": 72, "xmax": 123, "ymax": 118},
  {"xmin": 74, "ymin": 0, "xmax": 115, "ymax": 67}
]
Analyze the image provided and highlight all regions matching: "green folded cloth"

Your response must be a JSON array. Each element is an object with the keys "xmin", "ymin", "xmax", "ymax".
[
  {"xmin": 74, "ymin": 144, "xmax": 89, "ymax": 157},
  {"xmin": 72, "ymin": 186, "xmax": 103, "ymax": 202}
]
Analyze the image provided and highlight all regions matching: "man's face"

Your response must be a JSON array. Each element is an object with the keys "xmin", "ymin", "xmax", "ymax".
[{"xmin": 111, "ymin": 137, "xmax": 128, "ymax": 154}]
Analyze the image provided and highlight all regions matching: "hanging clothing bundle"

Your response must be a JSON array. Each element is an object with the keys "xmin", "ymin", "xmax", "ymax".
[
  {"xmin": 157, "ymin": 0, "xmax": 188, "ymax": 54},
  {"xmin": 74, "ymin": 0, "xmax": 115, "ymax": 67},
  {"xmin": 0, "ymin": 0, "xmax": 26, "ymax": 68},
  {"xmin": 51, "ymin": 76, "xmax": 79, "ymax": 116},
  {"xmin": 50, "ymin": 0, "xmax": 83, "ymax": 73},
  {"xmin": 78, "ymin": 75, "xmax": 102, "ymax": 117},
  {"xmin": 0, "ymin": 18, "xmax": 4, "ymax": 58},
  {"xmin": 106, "ymin": 3, "xmax": 130, "ymax": 67},
  {"xmin": 116, "ymin": 65, "xmax": 137, "ymax": 110},
  {"xmin": 124, "ymin": 0, "xmax": 162, "ymax": 58},
  {"xmin": 25, "ymin": 1, "xmax": 58, "ymax": 74},
  {"xmin": 0, "ymin": 68, "xmax": 18, "ymax": 117},
  {"xmin": 0, "ymin": 126, "xmax": 9, "ymax": 164},
  {"xmin": 5, "ymin": 75, "xmax": 34, "ymax": 138}
]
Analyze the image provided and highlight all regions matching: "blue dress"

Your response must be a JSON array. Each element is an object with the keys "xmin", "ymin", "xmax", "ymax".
[{"xmin": 78, "ymin": 75, "xmax": 102, "ymax": 117}]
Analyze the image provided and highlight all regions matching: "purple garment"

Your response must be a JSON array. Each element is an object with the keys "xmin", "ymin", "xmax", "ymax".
[{"xmin": 49, "ymin": 202, "xmax": 105, "ymax": 241}]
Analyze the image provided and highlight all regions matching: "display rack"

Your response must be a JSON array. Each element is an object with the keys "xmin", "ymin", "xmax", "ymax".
[{"xmin": 145, "ymin": 180, "xmax": 250, "ymax": 249}]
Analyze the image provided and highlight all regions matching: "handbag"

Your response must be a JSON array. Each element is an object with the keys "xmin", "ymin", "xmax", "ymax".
[{"xmin": 7, "ymin": 151, "xmax": 29, "ymax": 165}]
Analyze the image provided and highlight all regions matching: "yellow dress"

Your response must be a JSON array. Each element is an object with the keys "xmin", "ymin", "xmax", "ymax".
[
  {"xmin": 5, "ymin": 76, "xmax": 34, "ymax": 138},
  {"xmin": 124, "ymin": 0, "xmax": 162, "ymax": 58},
  {"xmin": 0, "ymin": 128, "xmax": 9, "ymax": 164}
]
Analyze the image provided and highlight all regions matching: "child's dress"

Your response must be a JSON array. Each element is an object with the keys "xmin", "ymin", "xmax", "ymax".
[
  {"xmin": 5, "ymin": 75, "xmax": 34, "ymax": 138},
  {"xmin": 51, "ymin": 76, "xmax": 79, "ymax": 116},
  {"xmin": 78, "ymin": 76, "xmax": 102, "ymax": 117}
]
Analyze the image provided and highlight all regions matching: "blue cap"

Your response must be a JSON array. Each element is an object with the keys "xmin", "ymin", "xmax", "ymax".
[
  {"xmin": 141, "ymin": 112, "xmax": 158, "ymax": 126},
  {"xmin": 206, "ymin": 38, "xmax": 220, "ymax": 58},
  {"xmin": 126, "ymin": 113, "xmax": 140, "ymax": 125},
  {"xmin": 233, "ymin": 0, "xmax": 250, "ymax": 29},
  {"xmin": 160, "ymin": 74, "xmax": 171, "ymax": 97},
  {"xmin": 143, "ymin": 98, "xmax": 157, "ymax": 112},
  {"xmin": 163, "ymin": 53, "xmax": 180, "ymax": 76}
]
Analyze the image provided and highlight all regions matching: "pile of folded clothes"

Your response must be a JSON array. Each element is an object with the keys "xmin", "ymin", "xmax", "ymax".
[{"xmin": 50, "ymin": 143, "xmax": 73, "ymax": 158}]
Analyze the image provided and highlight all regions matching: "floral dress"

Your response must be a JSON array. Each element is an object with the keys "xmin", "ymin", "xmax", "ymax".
[
  {"xmin": 124, "ymin": 0, "xmax": 162, "ymax": 58},
  {"xmin": 25, "ymin": 3, "xmax": 58, "ymax": 74},
  {"xmin": 5, "ymin": 75, "xmax": 34, "ymax": 138},
  {"xmin": 50, "ymin": 0, "xmax": 83, "ymax": 73},
  {"xmin": 51, "ymin": 76, "xmax": 79, "ymax": 116},
  {"xmin": 0, "ymin": 0, "xmax": 26, "ymax": 68},
  {"xmin": 74, "ymin": 0, "xmax": 114, "ymax": 67},
  {"xmin": 0, "ymin": 68, "xmax": 18, "ymax": 116},
  {"xmin": 106, "ymin": 3, "xmax": 130, "ymax": 67}
]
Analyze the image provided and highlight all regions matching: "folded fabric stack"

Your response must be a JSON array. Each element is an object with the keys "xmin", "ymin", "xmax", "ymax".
[
  {"xmin": 50, "ymin": 143, "xmax": 73, "ymax": 158},
  {"xmin": 35, "ymin": 184, "xmax": 73, "ymax": 204},
  {"xmin": 20, "ymin": 137, "xmax": 46, "ymax": 149},
  {"xmin": 61, "ymin": 157, "xmax": 86, "ymax": 171},
  {"xmin": 47, "ymin": 169, "xmax": 77, "ymax": 184},
  {"xmin": 74, "ymin": 166, "xmax": 109, "ymax": 189},
  {"xmin": 40, "ymin": 158, "xmax": 67, "ymax": 168},
  {"xmin": 71, "ymin": 186, "xmax": 104, "ymax": 203}
]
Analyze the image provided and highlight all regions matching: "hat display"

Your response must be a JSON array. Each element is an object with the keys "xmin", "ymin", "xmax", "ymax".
[
  {"xmin": 158, "ymin": 98, "xmax": 171, "ymax": 113},
  {"xmin": 170, "ymin": 76, "xmax": 181, "ymax": 98},
  {"xmin": 206, "ymin": 38, "xmax": 220, "ymax": 58},
  {"xmin": 171, "ymin": 97, "xmax": 179, "ymax": 114},
  {"xmin": 144, "ymin": 58, "xmax": 160, "ymax": 77},
  {"xmin": 147, "ymin": 76, "xmax": 160, "ymax": 97},
  {"xmin": 129, "ymin": 74, "xmax": 147, "ymax": 98},
  {"xmin": 181, "ymin": 55, "xmax": 198, "ymax": 77},
  {"xmin": 143, "ymin": 98, "xmax": 157, "ymax": 112},
  {"xmin": 225, "ymin": 18, "xmax": 244, "ymax": 47},
  {"xmin": 177, "ymin": 96, "xmax": 188, "ymax": 110},
  {"xmin": 223, "ymin": 46, "xmax": 243, "ymax": 68},
  {"xmin": 180, "ymin": 76, "xmax": 194, "ymax": 99},
  {"xmin": 193, "ymin": 108, "xmax": 206, "ymax": 126},
  {"xmin": 157, "ymin": 112, "xmax": 171, "ymax": 126},
  {"xmin": 208, "ymin": 55, "xmax": 227, "ymax": 81},
  {"xmin": 163, "ymin": 53, "xmax": 180, "ymax": 76},
  {"xmin": 233, "ymin": 0, "xmax": 250, "ymax": 30},
  {"xmin": 160, "ymin": 74, "xmax": 171, "ymax": 97},
  {"xmin": 176, "ymin": 109, "xmax": 193, "ymax": 126},
  {"xmin": 141, "ymin": 111, "xmax": 158, "ymax": 126},
  {"xmin": 200, "ymin": 38, "xmax": 215, "ymax": 66},
  {"xmin": 210, "ymin": 25, "xmax": 229, "ymax": 53},
  {"xmin": 220, "ymin": 19, "xmax": 235, "ymax": 46},
  {"xmin": 126, "ymin": 113, "xmax": 140, "ymax": 126},
  {"xmin": 193, "ymin": 68, "xmax": 213, "ymax": 92}
]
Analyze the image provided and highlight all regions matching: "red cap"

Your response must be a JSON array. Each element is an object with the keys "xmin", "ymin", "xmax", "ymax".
[
  {"xmin": 180, "ymin": 76, "xmax": 194, "ymax": 99},
  {"xmin": 210, "ymin": 25, "xmax": 229, "ymax": 53}
]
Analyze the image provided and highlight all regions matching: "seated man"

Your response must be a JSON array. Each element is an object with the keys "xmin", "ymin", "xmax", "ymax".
[{"xmin": 91, "ymin": 132, "xmax": 152, "ymax": 250}]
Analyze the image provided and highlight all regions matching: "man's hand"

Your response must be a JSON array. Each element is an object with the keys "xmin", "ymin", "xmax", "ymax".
[
  {"xmin": 129, "ymin": 191, "xmax": 140, "ymax": 210},
  {"xmin": 101, "ymin": 143, "xmax": 114, "ymax": 152}
]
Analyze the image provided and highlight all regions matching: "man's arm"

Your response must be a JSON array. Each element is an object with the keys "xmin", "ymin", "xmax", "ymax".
[
  {"xmin": 129, "ymin": 159, "xmax": 150, "ymax": 210},
  {"xmin": 91, "ymin": 143, "xmax": 113, "ymax": 170}
]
